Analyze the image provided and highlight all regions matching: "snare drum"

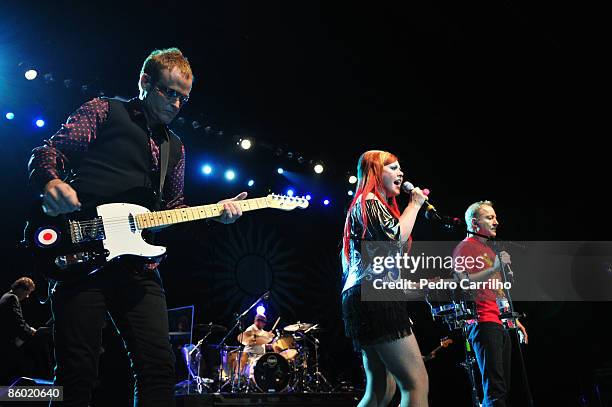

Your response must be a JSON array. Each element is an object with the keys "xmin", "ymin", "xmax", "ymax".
[{"xmin": 252, "ymin": 352, "xmax": 293, "ymax": 392}]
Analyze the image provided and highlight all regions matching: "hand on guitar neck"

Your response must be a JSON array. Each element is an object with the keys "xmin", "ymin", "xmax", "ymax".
[{"xmin": 422, "ymin": 338, "xmax": 453, "ymax": 362}]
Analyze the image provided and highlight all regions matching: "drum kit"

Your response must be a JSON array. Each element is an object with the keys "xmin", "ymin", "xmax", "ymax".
[
  {"xmin": 183, "ymin": 320, "xmax": 331, "ymax": 394},
  {"xmin": 428, "ymin": 296, "xmax": 526, "ymax": 407}
]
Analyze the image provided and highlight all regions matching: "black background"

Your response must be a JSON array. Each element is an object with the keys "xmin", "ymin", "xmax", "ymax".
[{"xmin": 0, "ymin": 1, "xmax": 608, "ymax": 405}]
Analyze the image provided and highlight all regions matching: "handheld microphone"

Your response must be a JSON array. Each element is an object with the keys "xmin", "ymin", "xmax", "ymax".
[{"xmin": 401, "ymin": 181, "xmax": 441, "ymax": 220}]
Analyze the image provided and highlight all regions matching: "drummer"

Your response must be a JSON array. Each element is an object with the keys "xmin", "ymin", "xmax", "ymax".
[{"xmin": 241, "ymin": 314, "xmax": 275, "ymax": 357}]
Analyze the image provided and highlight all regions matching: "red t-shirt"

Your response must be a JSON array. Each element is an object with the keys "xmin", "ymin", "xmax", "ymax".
[{"xmin": 452, "ymin": 237, "xmax": 501, "ymax": 324}]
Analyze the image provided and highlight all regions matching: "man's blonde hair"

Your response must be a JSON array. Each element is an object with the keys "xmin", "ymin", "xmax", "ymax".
[{"xmin": 140, "ymin": 48, "xmax": 193, "ymax": 83}]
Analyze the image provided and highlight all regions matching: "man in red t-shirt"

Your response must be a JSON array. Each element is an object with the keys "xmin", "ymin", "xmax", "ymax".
[{"xmin": 452, "ymin": 200, "xmax": 527, "ymax": 407}]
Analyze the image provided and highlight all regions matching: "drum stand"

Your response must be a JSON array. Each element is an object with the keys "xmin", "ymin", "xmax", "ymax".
[
  {"xmin": 186, "ymin": 330, "xmax": 214, "ymax": 394},
  {"xmin": 299, "ymin": 332, "xmax": 332, "ymax": 392}
]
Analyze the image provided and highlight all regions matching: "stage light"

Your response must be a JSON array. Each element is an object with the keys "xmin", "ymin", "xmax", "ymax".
[
  {"xmin": 305, "ymin": 194, "xmax": 312, "ymax": 201},
  {"xmin": 239, "ymin": 138, "xmax": 252, "ymax": 150},
  {"xmin": 323, "ymin": 199, "xmax": 330, "ymax": 206},
  {"xmin": 35, "ymin": 119, "xmax": 45, "ymax": 128},
  {"xmin": 25, "ymin": 69, "xmax": 38, "ymax": 80},
  {"xmin": 43, "ymin": 72, "xmax": 55, "ymax": 84},
  {"xmin": 314, "ymin": 164, "xmax": 324, "ymax": 174},
  {"xmin": 349, "ymin": 175, "xmax": 357, "ymax": 184},
  {"xmin": 287, "ymin": 189, "xmax": 294, "ymax": 197},
  {"xmin": 256, "ymin": 305, "xmax": 266, "ymax": 315},
  {"xmin": 277, "ymin": 168, "xmax": 284, "ymax": 174},
  {"xmin": 5, "ymin": 112, "xmax": 15, "ymax": 120},
  {"xmin": 202, "ymin": 164, "xmax": 213, "ymax": 175},
  {"xmin": 247, "ymin": 179, "xmax": 255, "ymax": 187},
  {"xmin": 348, "ymin": 190, "xmax": 354, "ymax": 196},
  {"xmin": 225, "ymin": 169, "xmax": 236, "ymax": 181}
]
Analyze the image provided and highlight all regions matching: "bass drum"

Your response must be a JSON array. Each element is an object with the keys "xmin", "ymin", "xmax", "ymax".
[{"xmin": 252, "ymin": 352, "xmax": 293, "ymax": 392}]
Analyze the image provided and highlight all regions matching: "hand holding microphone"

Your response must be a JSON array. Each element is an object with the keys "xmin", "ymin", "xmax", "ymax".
[{"xmin": 402, "ymin": 181, "xmax": 441, "ymax": 220}]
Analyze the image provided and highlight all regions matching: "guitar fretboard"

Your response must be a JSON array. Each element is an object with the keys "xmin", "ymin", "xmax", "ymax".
[{"xmin": 135, "ymin": 197, "xmax": 270, "ymax": 229}]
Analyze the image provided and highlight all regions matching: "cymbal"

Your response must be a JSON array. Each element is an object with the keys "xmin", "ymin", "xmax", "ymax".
[
  {"xmin": 237, "ymin": 330, "xmax": 274, "ymax": 346},
  {"xmin": 306, "ymin": 324, "xmax": 324, "ymax": 333},
  {"xmin": 283, "ymin": 322, "xmax": 313, "ymax": 332},
  {"xmin": 195, "ymin": 323, "xmax": 227, "ymax": 332}
]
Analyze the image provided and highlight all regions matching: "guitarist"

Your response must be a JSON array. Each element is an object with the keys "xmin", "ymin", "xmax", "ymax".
[
  {"xmin": 0, "ymin": 277, "xmax": 36, "ymax": 384},
  {"xmin": 27, "ymin": 48, "xmax": 245, "ymax": 406}
]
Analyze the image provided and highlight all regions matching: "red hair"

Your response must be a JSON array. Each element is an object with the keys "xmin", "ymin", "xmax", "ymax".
[{"xmin": 342, "ymin": 150, "xmax": 402, "ymax": 261}]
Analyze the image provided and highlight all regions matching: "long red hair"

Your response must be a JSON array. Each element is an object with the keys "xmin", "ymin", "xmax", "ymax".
[{"xmin": 342, "ymin": 150, "xmax": 401, "ymax": 261}]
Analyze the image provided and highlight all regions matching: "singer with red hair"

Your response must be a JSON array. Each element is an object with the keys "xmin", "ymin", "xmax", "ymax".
[{"xmin": 341, "ymin": 150, "xmax": 429, "ymax": 407}]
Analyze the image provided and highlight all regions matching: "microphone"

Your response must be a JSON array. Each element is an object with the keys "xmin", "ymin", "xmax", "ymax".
[{"xmin": 401, "ymin": 181, "xmax": 441, "ymax": 220}]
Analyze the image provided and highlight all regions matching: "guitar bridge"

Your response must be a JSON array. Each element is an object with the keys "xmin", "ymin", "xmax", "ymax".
[{"xmin": 69, "ymin": 217, "xmax": 106, "ymax": 243}]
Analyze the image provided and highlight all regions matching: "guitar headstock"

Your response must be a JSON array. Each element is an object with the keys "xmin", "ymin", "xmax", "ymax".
[
  {"xmin": 266, "ymin": 194, "xmax": 309, "ymax": 210},
  {"xmin": 440, "ymin": 338, "xmax": 453, "ymax": 348}
]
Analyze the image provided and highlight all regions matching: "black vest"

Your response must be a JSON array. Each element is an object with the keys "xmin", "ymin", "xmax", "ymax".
[{"xmin": 71, "ymin": 98, "xmax": 183, "ymax": 208}]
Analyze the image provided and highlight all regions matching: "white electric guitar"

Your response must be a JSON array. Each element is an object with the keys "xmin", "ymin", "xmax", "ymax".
[{"xmin": 23, "ymin": 190, "xmax": 309, "ymax": 281}]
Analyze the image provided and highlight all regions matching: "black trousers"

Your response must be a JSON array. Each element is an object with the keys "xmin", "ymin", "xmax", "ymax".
[
  {"xmin": 49, "ymin": 261, "xmax": 176, "ymax": 407},
  {"xmin": 469, "ymin": 322, "xmax": 512, "ymax": 407}
]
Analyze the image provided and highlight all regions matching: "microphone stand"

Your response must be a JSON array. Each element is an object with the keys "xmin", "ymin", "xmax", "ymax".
[
  {"xmin": 217, "ymin": 291, "xmax": 269, "ymax": 392},
  {"xmin": 495, "ymin": 251, "xmax": 535, "ymax": 407}
]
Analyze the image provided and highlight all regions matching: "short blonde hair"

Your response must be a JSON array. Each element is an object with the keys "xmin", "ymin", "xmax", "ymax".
[
  {"xmin": 140, "ymin": 48, "xmax": 193, "ymax": 83},
  {"xmin": 465, "ymin": 200, "xmax": 494, "ymax": 232}
]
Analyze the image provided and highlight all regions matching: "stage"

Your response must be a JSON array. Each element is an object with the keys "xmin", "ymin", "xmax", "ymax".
[{"xmin": 176, "ymin": 392, "xmax": 358, "ymax": 407}]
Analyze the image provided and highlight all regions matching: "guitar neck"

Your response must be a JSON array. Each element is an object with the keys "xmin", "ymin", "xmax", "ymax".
[{"xmin": 135, "ymin": 197, "xmax": 271, "ymax": 229}]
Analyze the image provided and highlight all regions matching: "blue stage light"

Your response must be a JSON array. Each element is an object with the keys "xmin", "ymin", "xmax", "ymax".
[{"xmin": 202, "ymin": 164, "xmax": 213, "ymax": 175}]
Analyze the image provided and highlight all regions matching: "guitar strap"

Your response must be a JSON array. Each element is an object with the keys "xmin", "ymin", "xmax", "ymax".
[{"xmin": 156, "ymin": 127, "xmax": 170, "ymax": 211}]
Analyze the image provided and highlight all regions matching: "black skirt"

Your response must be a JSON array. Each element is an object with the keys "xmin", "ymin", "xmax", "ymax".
[{"xmin": 342, "ymin": 285, "xmax": 413, "ymax": 351}]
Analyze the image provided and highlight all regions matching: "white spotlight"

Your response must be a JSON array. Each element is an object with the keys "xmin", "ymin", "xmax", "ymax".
[
  {"xmin": 240, "ymin": 139, "xmax": 252, "ymax": 150},
  {"xmin": 25, "ymin": 69, "xmax": 38, "ymax": 80}
]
